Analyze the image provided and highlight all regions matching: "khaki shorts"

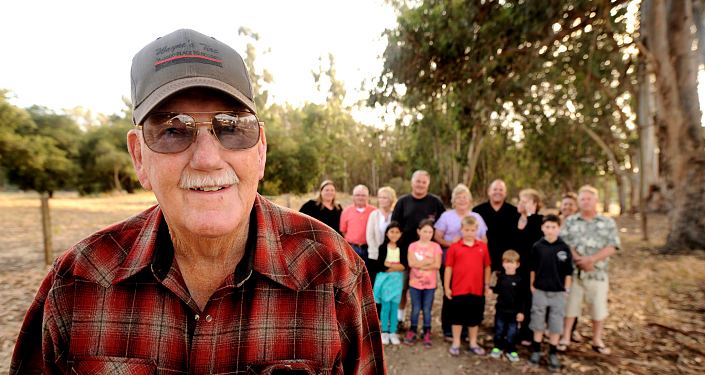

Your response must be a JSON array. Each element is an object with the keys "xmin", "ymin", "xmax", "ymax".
[{"xmin": 565, "ymin": 276, "xmax": 609, "ymax": 321}]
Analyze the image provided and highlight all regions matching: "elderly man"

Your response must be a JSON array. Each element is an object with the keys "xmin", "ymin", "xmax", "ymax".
[
  {"xmin": 340, "ymin": 185, "xmax": 375, "ymax": 259},
  {"xmin": 10, "ymin": 29, "xmax": 383, "ymax": 374},
  {"xmin": 559, "ymin": 185, "xmax": 620, "ymax": 355},
  {"xmin": 473, "ymin": 179, "xmax": 520, "ymax": 272}
]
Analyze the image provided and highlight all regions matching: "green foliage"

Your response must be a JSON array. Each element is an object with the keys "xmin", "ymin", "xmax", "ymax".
[
  {"xmin": 76, "ymin": 106, "xmax": 138, "ymax": 194},
  {"xmin": 0, "ymin": 98, "xmax": 80, "ymax": 194},
  {"xmin": 374, "ymin": 0, "xmax": 636, "ymax": 200}
]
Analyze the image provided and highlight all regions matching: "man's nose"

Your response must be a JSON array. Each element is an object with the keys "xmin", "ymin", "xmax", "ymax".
[{"xmin": 190, "ymin": 126, "xmax": 223, "ymax": 169}]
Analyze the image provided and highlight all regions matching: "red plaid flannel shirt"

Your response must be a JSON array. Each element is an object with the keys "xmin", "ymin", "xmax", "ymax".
[{"xmin": 10, "ymin": 195, "xmax": 385, "ymax": 374}]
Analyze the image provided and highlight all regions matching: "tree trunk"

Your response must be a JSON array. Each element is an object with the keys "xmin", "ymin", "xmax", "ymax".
[
  {"xmin": 113, "ymin": 165, "xmax": 123, "ymax": 192},
  {"xmin": 647, "ymin": 0, "xmax": 705, "ymax": 250},
  {"xmin": 578, "ymin": 123, "xmax": 627, "ymax": 215},
  {"xmin": 40, "ymin": 193, "xmax": 53, "ymax": 265},
  {"xmin": 462, "ymin": 123, "xmax": 486, "ymax": 190}
]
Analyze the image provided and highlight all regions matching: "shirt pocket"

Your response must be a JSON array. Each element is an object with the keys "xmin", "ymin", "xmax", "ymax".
[
  {"xmin": 246, "ymin": 359, "xmax": 321, "ymax": 375},
  {"xmin": 71, "ymin": 356, "xmax": 155, "ymax": 375}
]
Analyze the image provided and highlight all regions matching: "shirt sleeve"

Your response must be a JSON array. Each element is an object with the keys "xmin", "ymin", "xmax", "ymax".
[
  {"xmin": 562, "ymin": 244, "xmax": 574, "ymax": 277},
  {"xmin": 445, "ymin": 245, "xmax": 456, "ymax": 268},
  {"xmin": 434, "ymin": 211, "xmax": 449, "ymax": 233},
  {"xmin": 335, "ymin": 261, "xmax": 385, "ymax": 374},
  {"xmin": 433, "ymin": 243, "xmax": 443, "ymax": 258},
  {"xmin": 366, "ymin": 211, "xmax": 380, "ymax": 260},
  {"xmin": 483, "ymin": 242, "xmax": 491, "ymax": 268},
  {"xmin": 339, "ymin": 208, "xmax": 349, "ymax": 235},
  {"xmin": 10, "ymin": 267, "xmax": 65, "ymax": 374},
  {"xmin": 559, "ymin": 220, "xmax": 573, "ymax": 247},
  {"xmin": 390, "ymin": 199, "xmax": 404, "ymax": 225},
  {"xmin": 606, "ymin": 218, "xmax": 621, "ymax": 250},
  {"xmin": 473, "ymin": 213, "xmax": 488, "ymax": 239}
]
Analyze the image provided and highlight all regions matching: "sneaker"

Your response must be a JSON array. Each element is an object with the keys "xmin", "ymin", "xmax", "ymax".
[
  {"xmin": 548, "ymin": 353, "xmax": 561, "ymax": 372},
  {"xmin": 403, "ymin": 331, "xmax": 417, "ymax": 345},
  {"xmin": 506, "ymin": 352, "xmax": 520, "ymax": 363},
  {"xmin": 529, "ymin": 351, "xmax": 542, "ymax": 367},
  {"xmin": 422, "ymin": 332, "xmax": 432, "ymax": 348},
  {"xmin": 389, "ymin": 333, "xmax": 401, "ymax": 345},
  {"xmin": 489, "ymin": 348, "xmax": 502, "ymax": 359},
  {"xmin": 381, "ymin": 333, "xmax": 390, "ymax": 345}
]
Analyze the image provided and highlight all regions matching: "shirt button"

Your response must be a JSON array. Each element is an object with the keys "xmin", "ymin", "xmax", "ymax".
[
  {"xmin": 194, "ymin": 314, "xmax": 200, "ymax": 321},
  {"xmin": 205, "ymin": 315, "xmax": 213, "ymax": 322}
]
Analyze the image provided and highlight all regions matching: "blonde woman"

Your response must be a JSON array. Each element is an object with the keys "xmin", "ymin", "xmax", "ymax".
[
  {"xmin": 366, "ymin": 186, "xmax": 397, "ymax": 285},
  {"xmin": 434, "ymin": 183, "xmax": 488, "ymax": 341}
]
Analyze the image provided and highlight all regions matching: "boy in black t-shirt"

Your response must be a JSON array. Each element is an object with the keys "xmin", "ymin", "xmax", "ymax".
[
  {"xmin": 528, "ymin": 214, "xmax": 573, "ymax": 372},
  {"xmin": 489, "ymin": 250, "xmax": 525, "ymax": 362}
]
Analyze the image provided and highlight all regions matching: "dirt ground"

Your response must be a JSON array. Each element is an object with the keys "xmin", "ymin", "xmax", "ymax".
[{"xmin": 1, "ymin": 192, "xmax": 704, "ymax": 374}]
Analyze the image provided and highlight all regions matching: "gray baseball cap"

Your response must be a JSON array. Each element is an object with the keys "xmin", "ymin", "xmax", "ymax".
[{"xmin": 130, "ymin": 29, "xmax": 256, "ymax": 125}]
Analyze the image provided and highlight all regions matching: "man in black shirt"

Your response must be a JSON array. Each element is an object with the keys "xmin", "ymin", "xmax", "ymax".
[
  {"xmin": 473, "ymin": 179, "xmax": 520, "ymax": 272},
  {"xmin": 391, "ymin": 170, "xmax": 445, "ymax": 325},
  {"xmin": 391, "ymin": 170, "xmax": 446, "ymax": 250}
]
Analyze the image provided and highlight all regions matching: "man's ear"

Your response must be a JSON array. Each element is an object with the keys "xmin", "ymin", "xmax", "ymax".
[
  {"xmin": 257, "ymin": 127, "xmax": 267, "ymax": 180},
  {"xmin": 127, "ymin": 129, "xmax": 152, "ymax": 191}
]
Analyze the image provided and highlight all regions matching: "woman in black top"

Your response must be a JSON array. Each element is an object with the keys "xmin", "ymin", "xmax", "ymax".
[
  {"xmin": 514, "ymin": 188, "xmax": 544, "ymax": 345},
  {"xmin": 299, "ymin": 180, "xmax": 343, "ymax": 234}
]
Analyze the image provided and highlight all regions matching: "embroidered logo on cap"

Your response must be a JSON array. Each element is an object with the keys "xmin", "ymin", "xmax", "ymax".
[{"xmin": 154, "ymin": 40, "xmax": 222, "ymax": 71}]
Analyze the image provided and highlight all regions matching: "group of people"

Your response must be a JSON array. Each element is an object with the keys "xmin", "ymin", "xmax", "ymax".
[
  {"xmin": 10, "ymin": 28, "xmax": 619, "ymax": 374},
  {"xmin": 300, "ymin": 173, "xmax": 620, "ymax": 372}
]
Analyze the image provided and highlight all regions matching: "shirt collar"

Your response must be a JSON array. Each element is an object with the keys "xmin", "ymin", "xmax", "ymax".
[
  {"xmin": 150, "ymin": 207, "xmax": 257, "ymax": 288},
  {"xmin": 105, "ymin": 195, "xmax": 301, "ymax": 290}
]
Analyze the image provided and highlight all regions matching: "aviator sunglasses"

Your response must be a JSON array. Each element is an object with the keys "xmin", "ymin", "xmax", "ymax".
[{"xmin": 138, "ymin": 111, "xmax": 263, "ymax": 154}]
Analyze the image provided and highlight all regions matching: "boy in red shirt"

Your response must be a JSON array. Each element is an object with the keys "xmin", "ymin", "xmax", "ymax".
[{"xmin": 444, "ymin": 216, "xmax": 492, "ymax": 356}]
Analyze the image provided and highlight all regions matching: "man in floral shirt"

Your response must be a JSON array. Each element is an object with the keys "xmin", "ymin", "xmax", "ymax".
[
  {"xmin": 559, "ymin": 185, "xmax": 620, "ymax": 355},
  {"xmin": 10, "ymin": 29, "xmax": 384, "ymax": 374}
]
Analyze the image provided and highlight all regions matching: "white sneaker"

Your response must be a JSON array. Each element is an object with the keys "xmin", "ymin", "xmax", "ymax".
[
  {"xmin": 389, "ymin": 333, "xmax": 401, "ymax": 345},
  {"xmin": 381, "ymin": 332, "xmax": 390, "ymax": 345}
]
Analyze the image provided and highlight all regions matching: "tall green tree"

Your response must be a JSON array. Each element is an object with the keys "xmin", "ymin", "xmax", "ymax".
[
  {"xmin": 0, "ymin": 96, "xmax": 81, "ymax": 264},
  {"xmin": 374, "ymin": 0, "xmax": 634, "ymax": 206}
]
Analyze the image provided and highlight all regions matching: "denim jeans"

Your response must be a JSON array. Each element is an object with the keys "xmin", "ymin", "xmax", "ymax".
[
  {"xmin": 349, "ymin": 244, "xmax": 368, "ymax": 260},
  {"xmin": 409, "ymin": 287, "xmax": 435, "ymax": 333},
  {"xmin": 494, "ymin": 312, "xmax": 518, "ymax": 352}
]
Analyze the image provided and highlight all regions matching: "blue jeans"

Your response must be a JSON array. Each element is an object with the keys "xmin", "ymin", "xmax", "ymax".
[
  {"xmin": 349, "ymin": 244, "xmax": 368, "ymax": 260},
  {"xmin": 494, "ymin": 312, "xmax": 518, "ymax": 352},
  {"xmin": 409, "ymin": 287, "xmax": 435, "ymax": 333}
]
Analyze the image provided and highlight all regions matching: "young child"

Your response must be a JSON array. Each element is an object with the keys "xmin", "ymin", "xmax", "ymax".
[
  {"xmin": 489, "ymin": 250, "xmax": 525, "ymax": 362},
  {"xmin": 404, "ymin": 218, "xmax": 442, "ymax": 347},
  {"xmin": 444, "ymin": 215, "xmax": 491, "ymax": 356},
  {"xmin": 372, "ymin": 221, "xmax": 405, "ymax": 345},
  {"xmin": 529, "ymin": 214, "xmax": 573, "ymax": 372}
]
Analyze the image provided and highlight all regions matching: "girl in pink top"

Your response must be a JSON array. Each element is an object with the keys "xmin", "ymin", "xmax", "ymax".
[{"xmin": 404, "ymin": 219, "xmax": 443, "ymax": 348}]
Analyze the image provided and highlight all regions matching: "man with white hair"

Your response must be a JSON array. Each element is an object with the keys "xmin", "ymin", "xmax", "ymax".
[
  {"xmin": 340, "ymin": 184, "xmax": 376, "ymax": 260},
  {"xmin": 559, "ymin": 185, "xmax": 620, "ymax": 355},
  {"xmin": 11, "ymin": 29, "xmax": 383, "ymax": 374}
]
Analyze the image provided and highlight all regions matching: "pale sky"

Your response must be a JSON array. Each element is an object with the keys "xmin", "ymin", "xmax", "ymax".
[{"xmin": 1, "ymin": 0, "xmax": 398, "ymax": 126}]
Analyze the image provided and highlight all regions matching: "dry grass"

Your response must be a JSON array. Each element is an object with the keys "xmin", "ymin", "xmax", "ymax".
[{"xmin": 1, "ymin": 192, "xmax": 703, "ymax": 374}]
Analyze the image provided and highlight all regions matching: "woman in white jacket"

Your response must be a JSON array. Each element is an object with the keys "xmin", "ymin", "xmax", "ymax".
[{"xmin": 366, "ymin": 186, "xmax": 397, "ymax": 286}]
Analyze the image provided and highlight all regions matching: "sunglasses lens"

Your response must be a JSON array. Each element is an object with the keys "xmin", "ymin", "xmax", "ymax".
[
  {"xmin": 213, "ymin": 113, "xmax": 260, "ymax": 150},
  {"xmin": 143, "ymin": 113, "xmax": 195, "ymax": 153}
]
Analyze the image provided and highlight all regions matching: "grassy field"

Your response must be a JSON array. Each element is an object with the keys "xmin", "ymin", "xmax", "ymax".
[{"xmin": 1, "ymin": 191, "xmax": 703, "ymax": 373}]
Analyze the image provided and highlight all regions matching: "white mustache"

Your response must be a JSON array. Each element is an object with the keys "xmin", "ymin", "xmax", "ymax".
[{"xmin": 178, "ymin": 169, "xmax": 240, "ymax": 189}]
